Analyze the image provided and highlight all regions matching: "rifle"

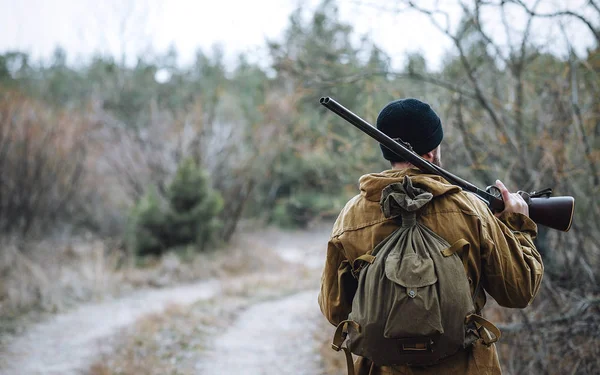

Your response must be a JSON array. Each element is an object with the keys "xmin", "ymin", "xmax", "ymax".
[{"xmin": 320, "ymin": 97, "xmax": 575, "ymax": 232}]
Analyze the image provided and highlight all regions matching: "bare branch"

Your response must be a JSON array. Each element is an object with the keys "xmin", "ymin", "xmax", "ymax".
[
  {"xmin": 508, "ymin": 0, "xmax": 600, "ymax": 44},
  {"xmin": 465, "ymin": 1, "xmax": 509, "ymax": 66},
  {"xmin": 398, "ymin": 0, "xmax": 521, "ymax": 154},
  {"xmin": 497, "ymin": 297, "xmax": 600, "ymax": 332},
  {"xmin": 312, "ymin": 69, "xmax": 480, "ymax": 99},
  {"xmin": 590, "ymin": 0, "xmax": 600, "ymax": 15}
]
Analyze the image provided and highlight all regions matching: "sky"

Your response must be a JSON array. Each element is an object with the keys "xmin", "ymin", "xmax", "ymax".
[{"xmin": 0, "ymin": 0, "xmax": 596, "ymax": 72}]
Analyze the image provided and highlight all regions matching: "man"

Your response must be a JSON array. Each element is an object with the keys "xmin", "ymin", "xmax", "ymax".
[{"xmin": 318, "ymin": 98, "xmax": 544, "ymax": 375}]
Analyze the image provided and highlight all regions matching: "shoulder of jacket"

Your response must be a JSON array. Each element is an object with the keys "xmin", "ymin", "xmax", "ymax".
[
  {"xmin": 331, "ymin": 194, "xmax": 390, "ymax": 238},
  {"xmin": 458, "ymin": 191, "xmax": 500, "ymax": 241},
  {"xmin": 457, "ymin": 191, "xmax": 491, "ymax": 216}
]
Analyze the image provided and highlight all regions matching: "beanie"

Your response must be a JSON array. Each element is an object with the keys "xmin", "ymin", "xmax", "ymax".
[{"xmin": 376, "ymin": 98, "xmax": 443, "ymax": 162}]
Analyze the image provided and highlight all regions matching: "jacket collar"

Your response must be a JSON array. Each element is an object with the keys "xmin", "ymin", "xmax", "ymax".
[{"xmin": 359, "ymin": 168, "xmax": 461, "ymax": 202}]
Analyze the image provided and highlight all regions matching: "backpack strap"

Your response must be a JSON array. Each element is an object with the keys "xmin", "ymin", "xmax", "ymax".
[
  {"xmin": 332, "ymin": 320, "xmax": 361, "ymax": 375},
  {"xmin": 465, "ymin": 314, "xmax": 502, "ymax": 346},
  {"xmin": 351, "ymin": 254, "xmax": 376, "ymax": 279}
]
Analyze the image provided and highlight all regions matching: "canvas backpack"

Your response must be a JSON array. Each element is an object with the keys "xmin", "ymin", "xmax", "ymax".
[{"xmin": 331, "ymin": 176, "xmax": 500, "ymax": 374}]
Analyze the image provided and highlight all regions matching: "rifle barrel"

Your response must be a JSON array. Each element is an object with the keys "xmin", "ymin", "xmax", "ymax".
[{"xmin": 319, "ymin": 97, "xmax": 504, "ymax": 211}]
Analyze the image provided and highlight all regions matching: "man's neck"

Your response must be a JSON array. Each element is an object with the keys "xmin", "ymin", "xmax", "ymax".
[{"xmin": 391, "ymin": 162, "xmax": 414, "ymax": 170}]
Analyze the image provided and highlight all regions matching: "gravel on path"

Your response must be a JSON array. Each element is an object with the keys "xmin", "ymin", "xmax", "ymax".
[
  {"xmin": 197, "ymin": 289, "xmax": 323, "ymax": 375},
  {"xmin": 0, "ymin": 280, "xmax": 220, "ymax": 375}
]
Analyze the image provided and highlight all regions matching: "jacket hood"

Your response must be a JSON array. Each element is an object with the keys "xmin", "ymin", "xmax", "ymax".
[{"xmin": 359, "ymin": 168, "xmax": 461, "ymax": 202}]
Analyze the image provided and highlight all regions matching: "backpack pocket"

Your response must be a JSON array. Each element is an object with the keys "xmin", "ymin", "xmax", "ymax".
[{"xmin": 383, "ymin": 252, "xmax": 443, "ymax": 338}]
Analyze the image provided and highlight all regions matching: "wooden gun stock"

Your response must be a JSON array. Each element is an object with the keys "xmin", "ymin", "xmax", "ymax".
[{"xmin": 529, "ymin": 196, "xmax": 575, "ymax": 232}]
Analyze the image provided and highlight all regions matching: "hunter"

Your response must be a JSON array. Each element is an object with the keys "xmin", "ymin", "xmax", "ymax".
[{"xmin": 318, "ymin": 98, "xmax": 544, "ymax": 374}]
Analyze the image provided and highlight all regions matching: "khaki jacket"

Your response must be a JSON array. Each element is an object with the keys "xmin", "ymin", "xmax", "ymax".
[{"xmin": 318, "ymin": 168, "xmax": 544, "ymax": 375}]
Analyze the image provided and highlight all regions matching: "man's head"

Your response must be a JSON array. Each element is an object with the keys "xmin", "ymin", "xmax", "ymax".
[{"xmin": 376, "ymin": 98, "xmax": 443, "ymax": 166}]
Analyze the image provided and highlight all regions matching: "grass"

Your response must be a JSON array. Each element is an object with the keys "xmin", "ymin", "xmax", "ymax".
[
  {"xmin": 88, "ymin": 257, "xmax": 322, "ymax": 375},
  {"xmin": 2, "ymin": 223, "xmax": 332, "ymax": 374},
  {"xmin": 0, "ymin": 225, "xmax": 301, "ymax": 346},
  {"xmin": 0, "ymin": 238, "xmax": 122, "ymax": 342}
]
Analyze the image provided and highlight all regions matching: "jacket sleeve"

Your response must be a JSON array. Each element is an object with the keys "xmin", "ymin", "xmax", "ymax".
[
  {"xmin": 318, "ymin": 236, "xmax": 358, "ymax": 326},
  {"xmin": 480, "ymin": 211, "xmax": 544, "ymax": 308}
]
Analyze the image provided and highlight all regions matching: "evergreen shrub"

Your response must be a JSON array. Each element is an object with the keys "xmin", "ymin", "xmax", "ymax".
[{"xmin": 128, "ymin": 158, "xmax": 223, "ymax": 256}]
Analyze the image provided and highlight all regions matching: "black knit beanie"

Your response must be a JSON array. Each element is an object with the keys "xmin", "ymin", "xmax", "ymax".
[{"xmin": 376, "ymin": 98, "xmax": 443, "ymax": 162}]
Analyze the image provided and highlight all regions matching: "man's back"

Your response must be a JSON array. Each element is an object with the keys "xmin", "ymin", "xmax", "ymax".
[{"xmin": 318, "ymin": 168, "xmax": 543, "ymax": 375}]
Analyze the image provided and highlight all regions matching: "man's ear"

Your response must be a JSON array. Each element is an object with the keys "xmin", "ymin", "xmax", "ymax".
[{"xmin": 422, "ymin": 150, "xmax": 435, "ymax": 162}]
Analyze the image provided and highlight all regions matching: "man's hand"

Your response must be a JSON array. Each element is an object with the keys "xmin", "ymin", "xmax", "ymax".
[{"xmin": 495, "ymin": 180, "xmax": 529, "ymax": 217}]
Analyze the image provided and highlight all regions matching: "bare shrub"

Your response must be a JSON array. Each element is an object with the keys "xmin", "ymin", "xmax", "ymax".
[
  {"xmin": 0, "ymin": 90, "xmax": 90, "ymax": 235},
  {"xmin": 96, "ymin": 91, "xmax": 288, "ymax": 245},
  {"xmin": 494, "ymin": 284, "xmax": 600, "ymax": 375}
]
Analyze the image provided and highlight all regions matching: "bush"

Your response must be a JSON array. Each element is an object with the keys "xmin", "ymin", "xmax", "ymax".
[
  {"xmin": 165, "ymin": 158, "xmax": 223, "ymax": 252},
  {"xmin": 128, "ymin": 158, "xmax": 223, "ymax": 256},
  {"xmin": 270, "ymin": 192, "xmax": 346, "ymax": 228},
  {"xmin": 0, "ymin": 90, "xmax": 89, "ymax": 235},
  {"xmin": 127, "ymin": 188, "xmax": 168, "ymax": 256}
]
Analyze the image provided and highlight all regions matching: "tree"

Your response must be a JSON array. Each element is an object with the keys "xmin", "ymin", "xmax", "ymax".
[
  {"xmin": 128, "ymin": 158, "xmax": 223, "ymax": 256},
  {"xmin": 165, "ymin": 158, "xmax": 223, "ymax": 251}
]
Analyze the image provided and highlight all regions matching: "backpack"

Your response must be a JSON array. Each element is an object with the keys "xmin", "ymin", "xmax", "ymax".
[{"xmin": 331, "ymin": 176, "xmax": 500, "ymax": 374}]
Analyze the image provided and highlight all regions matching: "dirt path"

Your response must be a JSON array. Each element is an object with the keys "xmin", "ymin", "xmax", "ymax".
[
  {"xmin": 197, "ymin": 290, "xmax": 323, "ymax": 375},
  {"xmin": 0, "ymin": 225, "xmax": 331, "ymax": 375},
  {"xmin": 192, "ymin": 227, "xmax": 329, "ymax": 375},
  {"xmin": 0, "ymin": 281, "xmax": 220, "ymax": 375}
]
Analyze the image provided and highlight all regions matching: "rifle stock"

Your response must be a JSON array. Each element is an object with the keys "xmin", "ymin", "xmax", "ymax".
[
  {"xmin": 529, "ymin": 196, "xmax": 574, "ymax": 232},
  {"xmin": 320, "ymin": 96, "xmax": 575, "ymax": 232}
]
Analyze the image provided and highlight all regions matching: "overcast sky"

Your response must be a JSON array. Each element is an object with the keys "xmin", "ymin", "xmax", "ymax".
[{"xmin": 0, "ymin": 0, "xmax": 595, "ymax": 71}]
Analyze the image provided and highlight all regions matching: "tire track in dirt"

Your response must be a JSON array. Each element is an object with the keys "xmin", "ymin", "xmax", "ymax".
[
  {"xmin": 0, "ymin": 225, "xmax": 331, "ymax": 375},
  {"xmin": 197, "ymin": 290, "xmax": 323, "ymax": 375},
  {"xmin": 194, "ymin": 226, "xmax": 330, "ymax": 375},
  {"xmin": 0, "ymin": 280, "xmax": 220, "ymax": 375}
]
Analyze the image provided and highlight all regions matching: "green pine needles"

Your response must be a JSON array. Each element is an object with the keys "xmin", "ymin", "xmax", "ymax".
[{"xmin": 128, "ymin": 158, "xmax": 224, "ymax": 256}]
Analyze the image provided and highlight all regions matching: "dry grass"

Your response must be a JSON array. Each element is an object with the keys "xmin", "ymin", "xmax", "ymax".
[
  {"xmin": 88, "ymin": 296, "xmax": 253, "ymax": 375},
  {"xmin": 0, "ymin": 225, "xmax": 298, "ymax": 342},
  {"xmin": 88, "ymin": 264, "xmax": 321, "ymax": 375},
  {"xmin": 0, "ymin": 237, "xmax": 124, "ymax": 354},
  {"xmin": 86, "ymin": 224, "xmax": 327, "ymax": 375},
  {"xmin": 0, "ymin": 238, "xmax": 120, "ymax": 318},
  {"xmin": 0, "ymin": 223, "xmax": 329, "ymax": 374},
  {"xmin": 88, "ymin": 303, "xmax": 220, "ymax": 375}
]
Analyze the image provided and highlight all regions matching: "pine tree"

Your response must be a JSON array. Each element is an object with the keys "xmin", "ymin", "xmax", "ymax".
[
  {"xmin": 127, "ymin": 187, "xmax": 168, "ymax": 256},
  {"xmin": 165, "ymin": 158, "xmax": 223, "ymax": 252},
  {"xmin": 128, "ymin": 158, "xmax": 223, "ymax": 256}
]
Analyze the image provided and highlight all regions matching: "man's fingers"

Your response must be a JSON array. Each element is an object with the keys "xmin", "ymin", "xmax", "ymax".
[
  {"xmin": 513, "ymin": 193, "xmax": 526, "ymax": 205},
  {"xmin": 495, "ymin": 179, "xmax": 511, "ymax": 202},
  {"xmin": 494, "ymin": 180, "xmax": 530, "ymax": 217}
]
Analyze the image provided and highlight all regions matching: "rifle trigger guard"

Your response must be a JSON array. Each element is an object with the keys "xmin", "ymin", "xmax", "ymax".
[{"xmin": 485, "ymin": 185, "xmax": 502, "ymax": 199}]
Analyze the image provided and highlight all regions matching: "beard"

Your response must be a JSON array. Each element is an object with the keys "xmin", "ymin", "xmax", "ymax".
[{"xmin": 432, "ymin": 153, "xmax": 442, "ymax": 168}]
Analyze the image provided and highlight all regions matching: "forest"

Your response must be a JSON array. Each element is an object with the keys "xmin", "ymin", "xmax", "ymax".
[{"xmin": 0, "ymin": 0, "xmax": 599, "ymax": 374}]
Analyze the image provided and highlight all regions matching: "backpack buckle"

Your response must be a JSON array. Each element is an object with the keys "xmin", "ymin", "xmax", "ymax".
[
  {"xmin": 332, "ymin": 320, "xmax": 361, "ymax": 352},
  {"xmin": 465, "ymin": 314, "xmax": 501, "ymax": 346},
  {"xmin": 397, "ymin": 337, "xmax": 435, "ymax": 352},
  {"xmin": 351, "ymin": 254, "xmax": 376, "ymax": 279}
]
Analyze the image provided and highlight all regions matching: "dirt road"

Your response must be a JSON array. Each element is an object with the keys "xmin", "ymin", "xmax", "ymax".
[
  {"xmin": 197, "ymin": 290, "xmax": 323, "ymax": 375},
  {"xmin": 0, "ymin": 281, "xmax": 221, "ymax": 375},
  {"xmin": 0, "ymin": 226, "xmax": 330, "ymax": 375}
]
